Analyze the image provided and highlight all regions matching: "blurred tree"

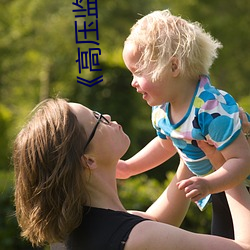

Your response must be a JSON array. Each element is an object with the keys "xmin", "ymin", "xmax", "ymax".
[
  {"xmin": 0, "ymin": 104, "xmax": 12, "ymax": 169},
  {"xmin": 0, "ymin": 1, "xmax": 249, "ymax": 248},
  {"xmin": 185, "ymin": 0, "xmax": 250, "ymax": 100},
  {"xmin": 1, "ymin": 0, "xmax": 249, "ymax": 169}
]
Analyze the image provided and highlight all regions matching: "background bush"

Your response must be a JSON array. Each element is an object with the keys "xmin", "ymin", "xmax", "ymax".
[{"xmin": 1, "ymin": 0, "xmax": 248, "ymax": 248}]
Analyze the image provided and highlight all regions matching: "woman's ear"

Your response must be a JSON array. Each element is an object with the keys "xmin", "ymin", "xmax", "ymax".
[
  {"xmin": 82, "ymin": 155, "xmax": 97, "ymax": 169},
  {"xmin": 170, "ymin": 57, "xmax": 180, "ymax": 77}
]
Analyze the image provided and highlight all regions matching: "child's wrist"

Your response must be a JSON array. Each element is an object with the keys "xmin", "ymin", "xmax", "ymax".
[{"xmin": 123, "ymin": 161, "xmax": 133, "ymax": 178}]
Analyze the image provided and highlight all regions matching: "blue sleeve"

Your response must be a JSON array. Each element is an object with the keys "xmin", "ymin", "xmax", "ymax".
[
  {"xmin": 197, "ymin": 90, "xmax": 241, "ymax": 151},
  {"xmin": 156, "ymin": 130, "xmax": 168, "ymax": 139},
  {"xmin": 151, "ymin": 106, "xmax": 169, "ymax": 140}
]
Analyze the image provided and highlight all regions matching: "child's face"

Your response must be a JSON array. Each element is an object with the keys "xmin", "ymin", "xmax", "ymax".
[{"xmin": 123, "ymin": 43, "xmax": 173, "ymax": 106}]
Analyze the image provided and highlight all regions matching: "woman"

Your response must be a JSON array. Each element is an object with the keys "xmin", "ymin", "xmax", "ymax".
[{"xmin": 13, "ymin": 98, "xmax": 250, "ymax": 249}]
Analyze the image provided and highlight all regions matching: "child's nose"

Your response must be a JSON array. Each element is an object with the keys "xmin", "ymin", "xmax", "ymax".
[{"xmin": 131, "ymin": 77, "xmax": 137, "ymax": 88}]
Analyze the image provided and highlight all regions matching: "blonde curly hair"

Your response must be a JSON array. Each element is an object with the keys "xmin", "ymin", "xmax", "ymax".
[
  {"xmin": 125, "ymin": 9, "xmax": 222, "ymax": 81},
  {"xmin": 13, "ymin": 98, "xmax": 88, "ymax": 246}
]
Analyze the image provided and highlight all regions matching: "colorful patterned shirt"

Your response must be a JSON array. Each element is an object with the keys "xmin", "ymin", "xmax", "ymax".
[{"xmin": 152, "ymin": 75, "xmax": 241, "ymax": 176}]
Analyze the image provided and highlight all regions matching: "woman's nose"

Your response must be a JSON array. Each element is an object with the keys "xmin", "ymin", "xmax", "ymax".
[{"xmin": 103, "ymin": 114, "xmax": 111, "ymax": 123}]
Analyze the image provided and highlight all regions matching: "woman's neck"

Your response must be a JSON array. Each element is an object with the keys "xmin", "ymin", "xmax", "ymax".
[{"xmin": 84, "ymin": 165, "xmax": 126, "ymax": 212}]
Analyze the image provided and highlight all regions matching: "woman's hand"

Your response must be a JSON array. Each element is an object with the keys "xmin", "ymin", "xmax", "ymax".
[{"xmin": 239, "ymin": 107, "xmax": 250, "ymax": 140}]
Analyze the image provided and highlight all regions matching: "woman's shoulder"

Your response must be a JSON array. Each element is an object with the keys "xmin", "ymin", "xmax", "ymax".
[{"xmin": 66, "ymin": 206, "xmax": 148, "ymax": 250}]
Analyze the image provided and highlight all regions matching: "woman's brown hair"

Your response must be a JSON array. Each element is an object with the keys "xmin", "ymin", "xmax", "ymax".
[{"xmin": 13, "ymin": 98, "xmax": 88, "ymax": 246}]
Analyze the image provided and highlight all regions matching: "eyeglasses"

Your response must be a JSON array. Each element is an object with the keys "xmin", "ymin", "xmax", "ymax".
[{"xmin": 84, "ymin": 111, "xmax": 110, "ymax": 151}]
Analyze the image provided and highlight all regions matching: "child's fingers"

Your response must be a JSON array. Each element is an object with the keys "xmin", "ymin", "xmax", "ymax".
[
  {"xmin": 176, "ymin": 179, "xmax": 193, "ymax": 190},
  {"xmin": 185, "ymin": 189, "xmax": 201, "ymax": 201}
]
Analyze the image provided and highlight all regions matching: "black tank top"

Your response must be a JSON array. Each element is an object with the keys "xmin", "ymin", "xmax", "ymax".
[{"xmin": 66, "ymin": 206, "xmax": 148, "ymax": 250}]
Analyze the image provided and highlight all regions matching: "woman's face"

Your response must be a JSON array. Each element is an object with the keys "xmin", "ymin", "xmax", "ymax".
[{"xmin": 68, "ymin": 103, "xmax": 130, "ymax": 160}]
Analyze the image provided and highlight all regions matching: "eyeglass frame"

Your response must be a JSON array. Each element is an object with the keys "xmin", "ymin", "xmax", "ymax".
[{"xmin": 83, "ymin": 111, "xmax": 110, "ymax": 151}]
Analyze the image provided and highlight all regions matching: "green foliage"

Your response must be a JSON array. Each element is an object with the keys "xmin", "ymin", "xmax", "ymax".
[
  {"xmin": 119, "ymin": 174, "xmax": 163, "ymax": 210},
  {"xmin": 0, "ymin": 0, "xmax": 248, "ymax": 248},
  {"xmin": 118, "ymin": 172, "xmax": 212, "ymax": 233},
  {"xmin": 0, "ymin": 104, "xmax": 13, "ymax": 170},
  {"xmin": 239, "ymin": 95, "xmax": 250, "ymax": 113}
]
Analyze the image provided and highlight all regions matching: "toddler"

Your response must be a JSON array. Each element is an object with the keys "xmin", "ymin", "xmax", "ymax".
[{"xmin": 118, "ymin": 9, "xmax": 250, "ymax": 238}]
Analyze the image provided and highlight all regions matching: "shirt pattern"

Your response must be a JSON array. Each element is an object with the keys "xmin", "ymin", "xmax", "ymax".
[{"xmin": 152, "ymin": 75, "xmax": 241, "ymax": 176}]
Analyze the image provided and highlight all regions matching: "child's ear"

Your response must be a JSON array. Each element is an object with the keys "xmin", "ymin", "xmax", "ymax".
[
  {"xmin": 171, "ymin": 63, "xmax": 177, "ymax": 72},
  {"xmin": 171, "ymin": 57, "xmax": 180, "ymax": 77}
]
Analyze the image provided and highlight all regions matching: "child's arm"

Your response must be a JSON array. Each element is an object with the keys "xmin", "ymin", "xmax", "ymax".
[
  {"xmin": 116, "ymin": 136, "xmax": 177, "ymax": 179},
  {"xmin": 178, "ymin": 132, "xmax": 250, "ymax": 201}
]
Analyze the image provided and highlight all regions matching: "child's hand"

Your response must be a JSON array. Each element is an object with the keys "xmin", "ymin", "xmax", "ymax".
[
  {"xmin": 116, "ymin": 160, "xmax": 131, "ymax": 179},
  {"xmin": 177, "ymin": 176, "xmax": 211, "ymax": 202}
]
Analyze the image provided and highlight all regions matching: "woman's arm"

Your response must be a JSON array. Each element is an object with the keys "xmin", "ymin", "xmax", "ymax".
[
  {"xmin": 145, "ymin": 159, "xmax": 192, "ymax": 226},
  {"xmin": 128, "ymin": 159, "xmax": 193, "ymax": 226},
  {"xmin": 225, "ymin": 184, "xmax": 250, "ymax": 245},
  {"xmin": 125, "ymin": 183, "xmax": 250, "ymax": 250}
]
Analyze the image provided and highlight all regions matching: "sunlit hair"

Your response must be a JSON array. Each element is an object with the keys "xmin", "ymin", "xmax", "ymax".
[
  {"xmin": 125, "ymin": 9, "xmax": 222, "ymax": 81},
  {"xmin": 13, "ymin": 98, "xmax": 88, "ymax": 246}
]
